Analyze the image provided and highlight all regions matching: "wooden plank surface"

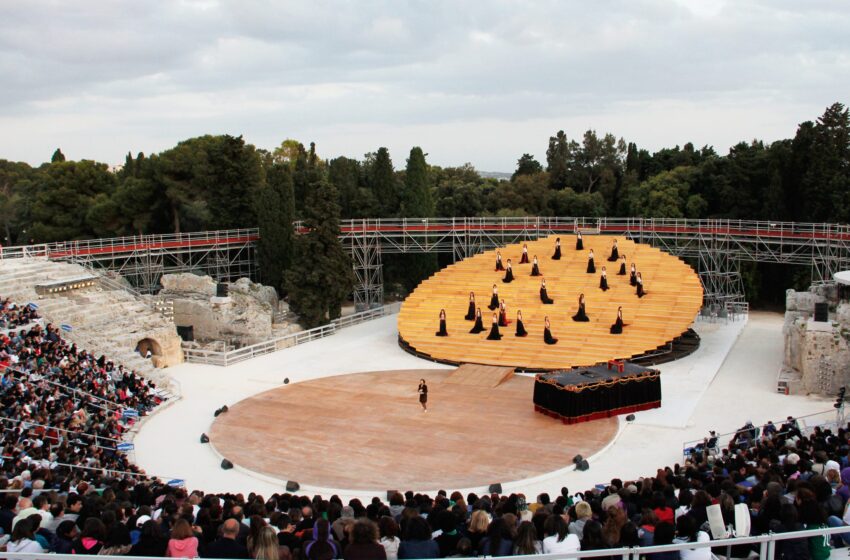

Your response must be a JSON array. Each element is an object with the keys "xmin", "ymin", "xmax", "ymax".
[
  {"xmin": 444, "ymin": 363, "xmax": 515, "ymax": 388},
  {"xmin": 209, "ymin": 369, "xmax": 617, "ymax": 490}
]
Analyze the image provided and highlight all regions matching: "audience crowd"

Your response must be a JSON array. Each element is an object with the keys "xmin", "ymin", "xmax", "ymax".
[{"xmin": 1, "ymin": 295, "xmax": 850, "ymax": 559}]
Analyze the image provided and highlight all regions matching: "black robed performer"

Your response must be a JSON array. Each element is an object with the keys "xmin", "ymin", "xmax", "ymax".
[
  {"xmin": 488, "ymin": 284, "xmax": 500, "ymax": 310},
  {"xmin": 469, "ymin": 308, "xmax": 485, "ymax": 333},
  {"xmin": 498, "ymin": 299, "xmax": 511, "ymax": 327},
  {"xmin": 531, "ymin": 256, "xmax": 541, "ymax": 276},
  {"xmin": 543, "ymin": 316, "xmax": 558, "ymax": 345},
  {"xmin": 435, "ymin": 309, "xmax": 448, "ymax": 336},
  {"xmin": 464, "ymin": 292, "xmax": 476, "ymax": 321},
  {"xmin": 515, "ymin": 310, "xmax": 528, "ymax": 337},
  {"xmin": 586, "ymin": 249, "xmax": 596, "ymax": 274},
  {"xmin": 618, "ymin": 254, "xmax": 627, "ymax": 275},
  {"xmin": 540, "ymin": 278, "xmax": 554, "ymax": 304},
  {"xmin": 418, "ymin": 379, "xmax": 428, "ymax": 411},
  {"xmin": 486, "ymin": 312, "xmax": 503, "ymax": 340},
  {"xmin": 599, "ymin": 267, "xmax": 609, "ymax": 291},
  {"xmin": 610, "ymin": 306, "xmax": 624, "ymax": 334},
  {"xmin": 576, "ymin": 231, "xmax": 584, "ymax": 250},
  {"xmin": 495, "ymin": 251, "xmax": 505, "ymax": 271},
  {"xmin": 519, "ymin": 243, "xmax": 530, "ymax": 264},
  {"xmin": 572, "ymin": 293, "xmax": 589, "ymax": 322},
  {"xmin": 552, "ymin": 238, "xmax": 562, "ymax": 260},
  {"xmin": 607, "ymin": 239, "xmax": 619, "ymax": 262},
  {"xmin": 629, "ymin": 263, "xmax": 637, "ymax": 286},
  {"xmin": 502, "ymin": 259, "xmax": 514, "ymax": 283},
  {"xmin": 636, "ymin": 272, "xmax": 645, "ymax": 298}
]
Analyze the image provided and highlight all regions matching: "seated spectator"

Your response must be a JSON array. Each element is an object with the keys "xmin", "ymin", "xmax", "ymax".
[
  {"xmin": 378, "ymin": 516, "xmax": 400, "ymax": 560},
  {"xmin": 72, "ymin": 517, "xmax": 106, "ymax": 555},
  {"xmin": 131, "ymin": 519, "xmax": 168, "ymax": 557},
  {"xmin": 569, "ymin": 501, "xmax": 592, "ymax": 540},
  {"xmin": 7, "ymin": 518, "xmax": 44, "ymax": 553},
  {"xmin": 204, "ymin": 518, "xmax": 250, "ymax": 559},
  {"xmin": 542, "ymin": 513, "xmax": 579, "ymax": 554},
  {"xmin": 304, "ymin": 518, "xmax": 341, "ymax": 560},
  {"xmin": 167, "ymin": 518, "xmax": 200, "ymax": 558},
  {"xmin": 513, "ymin": 520, "xmax": 541, "ymax": 555},
  {"xmin": 646, "ymin": 522, "xmax": 678, "ymax": 560},
  {"xmin": 673, "ymin": 515, "xmax": 710, "ymax": 560},
  {"xmin": 344, "ymin": 519, "xmax": 386, "ymax": 560},
  {"xmin": 398, "ymin": 515, "xmax": 439, "ymax": 559}
]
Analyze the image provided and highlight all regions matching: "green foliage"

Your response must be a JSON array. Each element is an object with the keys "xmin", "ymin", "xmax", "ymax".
[
  {"xmin": 328, "ymin": 156, "xmax": 364, "ymax": 219},
  {"xmin": 284, "ymin": 179, "xmax": 354, "ymax": 328},
  {"xmin": 623, "ymin": 166, "xmax": 701, "ymax": 219},
  {"xmin": 51, "ymin": 149, "xmax": 65, "ymax": 163},
  {"xmin": 546, "ymin": 130, "xmax": 572, "ymax": 189},
  {"xmin": 512, "ymin": 153, "xmax": 543, "ymax": 180},
  {"xmin": 255, "ymin": 163, "xmax": 295, "ymax": 295},
  {"xmin": 400, "ymin": 147, "xmax": 433, "ymax": 217},
  {"xmin": 366, "ymin": 147, "xmax": 399, "ymax": 217}
]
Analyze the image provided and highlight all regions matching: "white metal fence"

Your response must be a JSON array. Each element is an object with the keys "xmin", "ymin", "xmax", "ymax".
[{"xmin": 181, "ymin": 303, "xmax": 401, "ymax": 366}]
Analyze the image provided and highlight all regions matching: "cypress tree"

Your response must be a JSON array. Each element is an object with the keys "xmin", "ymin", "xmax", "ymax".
[
  {"xmin": 255, "ymin": 163, "xmax": 294, "ymax": 295},
  {"xmin": 370, "ymin": 147, "xmax": 398, "ymax": 217},
  {"xmin": 400, "ymin": 147, "xmax": 433, "ymax": 217},
  {"xmin": 51, "ymin": 148, "xmax": 66, "ymax": 163}
]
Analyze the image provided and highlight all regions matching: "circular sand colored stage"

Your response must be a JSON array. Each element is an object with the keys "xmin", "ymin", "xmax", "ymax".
[{"xmin": 209, "ymin": 369, "xmax": 618, "ymax": 491}]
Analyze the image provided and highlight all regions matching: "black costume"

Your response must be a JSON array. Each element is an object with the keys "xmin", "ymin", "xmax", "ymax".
[
  {"xmin": 637, "ymin": 280, "xmax": 645, "ymax": 298},
  {"xmin": 552, "ymin": 242, "xmax": 561, "ymax": 260},
  {"xmin": 520, "ymin": 249, "xmax": 529, "ymax": 264},
  {"xmin": 629, "ymin": 269, "xmax": 637, "ymax": 286},
  {"xmin": 540, "ymin": 286, "xmax": 554, "ymax": 304},
  {"xmin": 495, "ymin": 255, "xmax": 505, "ymax": 271},
  {"xmin": 515, "ymin": 318, "xmax": 528, "ymax": 337},
  {"xmin": 502, "ymin": 266, "xmax": 514, "ymax": 283},
  {"xmin": 470, "ymin": 313, "xmax": 485, "ymax": 333},
  {"xmin": 531, "ymin": 262, "xmax": 541, "ymax": 276},
  {"xmin": 498, "ymin": 309, "xmax": 509, "ymax": 327},
  {"xmin": 610, "ymin": 313, "xmax": 624, "ymax": 334},
  {"xmin": 465, "ymin": 300, "xmax": 475, "ymax": 321},
  {"xmin": 618, "ymin": 261, "xmax": 627, "ymax": 275},
  {"xmin": 418, "ymin": 383, "xmax": 428, "ymax": 404},
  {"xmin": 600, "ymin": 273, "xmax": 609, "ymax": 291},
  {"xmin": 436, "ymin": 317, "xmax": 448, "ymax": 336},
  {"xmin": 587, "ymin": 254, "xmax": 596, "ymax": 274},
  {"xmin": 608, "ymin": 245, "xmax": 619, "ymax": 262},
  {"xmin": 486, "ymin": 319, "xmax": 503, "ymax": 340},
  {"xmin": 544, "ymin": 326, "xmax": 558, "ymax": 345},
  {"xmin": 576, "ymin": 234, "xmax": 583, "ymax": 251},
  {"xmin": 572, "ymin": 302, "xmax": 589, "ymax": 322},
  {"xmin": 488, "ymin": 292, "xmax": 499, "ymax": 310}
]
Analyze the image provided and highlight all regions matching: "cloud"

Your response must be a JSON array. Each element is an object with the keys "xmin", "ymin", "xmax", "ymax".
[{"xmin": 0, "ymin": 0, "xmax": 848, "ymax": 171}]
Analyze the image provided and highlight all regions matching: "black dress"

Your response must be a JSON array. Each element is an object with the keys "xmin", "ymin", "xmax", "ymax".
[
  {"xmin": 576, "ymin": 236, "xmax": 583, "ymax": 250},
  {"xmin": 544, "ymin": 327, "xmax": 558, "ymax": 345},
  {"xmin": 587, "ymin": 257, "xmax": 596, "ymax": 274},
  {"xmin": 465, "ymin": 302, "xmax": 475, "ymax": 321},
  {"xmin": 418, "ymin": 384, "xmax": 428, "ymax": 404},
  {"xmin": 515, "ymin": 319, "xmax": 528, "ymax": 337},
  {"xmin": 470, "ymin": 315, "xmax": 485, "ymax": 333},
  {"xmin": 495, "ymin": 257, "xmax": 504, "ymax": 271},
  {"xmin": 540, "ymin": 287, "xmax": 554, "ymax": 304},
  {"xmin": 552, "ymin": 245, "xmax": 561, "ymax": 260},
  {"xmin": 600, "ymin": 274, "xmax": 609, "ymax": 291},
  {"xmin": 436, "ymin": 318, "xmax": 448, "ymax": 336},
  {"xmin": 488, "ymin": 293, "xmax": 499, "ymax": 310},
  {"xmin": 502, "ymin": 267, "xmax": 514, "ymax": 283},
  {"xmin": 618, "ymin": 262, "xmax": 627, "ymax": 275},
  {"xmin": 520, "ymin": 251, "xmax": 529, "ymax": 264},
  {"xmin": 531, "ymin": 263, "xmax": 540, "ymax": 276},
  {"xmin": 610, "ymin": 316, "xmax": 624, "ymax": 334},
  {"xmin": 608, "ymin": 246, "xmax": 619, "ymax": 262},
  {"xmin": 637, "ymin": 281, "xmax": 645, "ymax": 298},
  {"xmin": 498, "ymin": 310, "xmax": 508, "ymax": 327},
  {"xmin": 486, "ymin": 321, "xmax": 502, "ymax": 340},
  {"xmin": 630, "ymin": 270, "xmax": 637, "ymax": 286},
  {"xmin": 572, "ymin": 303, "xmax": 589, "ymax": 322}
]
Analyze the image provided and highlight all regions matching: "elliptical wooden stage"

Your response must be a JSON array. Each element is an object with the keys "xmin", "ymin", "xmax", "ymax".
[{"xmin": 398, "ymin": 234, "xmax": 703, "ymax": 371}]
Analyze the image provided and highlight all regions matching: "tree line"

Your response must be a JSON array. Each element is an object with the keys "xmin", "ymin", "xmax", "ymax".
[{"xmin": 0, "ymin": 102, "xmax": 847, "ymax": 315}]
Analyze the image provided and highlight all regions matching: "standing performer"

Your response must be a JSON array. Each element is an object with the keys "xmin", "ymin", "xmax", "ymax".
[
  {"xmin": 543, "ymin": 316, "xmax": 558, "ymax": 345},
  {"xmin": 552, "ymin": 238, "xmax": 562, "ymax": 260},
  {"xmin": 469, "ymin": 308, "xmax": 485, "ymax": 333},
  {"xmin": 515, "ymin": 310, "xmax": 528, "ymax": 337},
  {"xmin": 465, "ymin": 292, "xmax": 476, "ymax": 321},
  {"xmin": 418, "ymin": 378, "xmax": 428, "ymax": 412},
  {"xmin": 488, "ymin": 284, "xmax": 500, "ymax": 310},
  {"xmin": 486, "ymin": 312, "xmax": 503, "ymax": 340},
  {"xmin": 618, "ymin": 254, "xmax": 627, "ymax": 276},
  {"xmin": 576, "ymin": 231, "xmax": 584, "ymax": 251},
  {"xmin": 610, "ymin": 307, "xmax": 624, "ymax": 334},
  {"xmin": 629, "ymin": 263, "xmax": 638, "ymax": 286},
  {"xmin": 520, "ymin": 244, "xmax": 530, "ymax": 264},
  {"xmin": 607, "ymin": 239, "xmax": 619, "ymax": 262},
  {"xmin": 587, "ymin": 249, "xmax": 596, "ymax": 274},
  {"xmin": 435, "ymin": 309, "xmax": 448, "ymax": 336},
  {"xmin": 531, "ymin": 256, "xmax": 541, "ymax": 276},
  {"xmin": 636, "ymin": 272, "xmax": 645, "ymax": 298},
  {"xmin": 540, "ymin": 278, "xmax": 554, "ymax": 304},
  {"xmin": 572, "ymin": 293, "xmax": 590, "ymax": 322},
  {"xmin": 498, "ymin": 299, "xmax": 511, "ymax": 326},
  {"xmin": 495, "ymin": 251, "xmax": 505, "ymax": 271},
  {"xmin": 599, "ymin": 267, "xmax": 609, "ymax": 291},
  {"xmin": 502, "ymin": 259, "xmax": 514, "ymax": 283}
]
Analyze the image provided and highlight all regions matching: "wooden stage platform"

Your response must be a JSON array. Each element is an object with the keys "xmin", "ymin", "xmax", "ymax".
[
  {"xmin": 208, "ymin": 369, "xmax": 617, "ymax": 490},
  {"xmin": 398, "ymin": 234, "xmax": 703, "ymax": 371}
]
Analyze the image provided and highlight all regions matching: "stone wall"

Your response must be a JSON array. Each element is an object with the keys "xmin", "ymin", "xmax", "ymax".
[
  {"xmin": 160, "ymin": 273, "xmax": 290, "ymax": 347},
  {"xmin": 784, "ymin": 287, "xmax": 850, "ymax": 395}
]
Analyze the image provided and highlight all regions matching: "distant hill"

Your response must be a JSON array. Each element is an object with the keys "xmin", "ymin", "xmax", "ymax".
[{"xmin": 478, "ymin": 171, "xmax": 512, "ymax": 180}]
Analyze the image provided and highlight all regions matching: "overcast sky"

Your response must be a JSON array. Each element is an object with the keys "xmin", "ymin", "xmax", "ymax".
[{"xmin": 1, "ymin": 0, "xmax": 848, "ymax": 171}]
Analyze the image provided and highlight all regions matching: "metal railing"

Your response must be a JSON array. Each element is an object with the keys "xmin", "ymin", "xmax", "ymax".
[{"xmin": 182, "ymin": 303, "xmax": 401, "ymax": 366}]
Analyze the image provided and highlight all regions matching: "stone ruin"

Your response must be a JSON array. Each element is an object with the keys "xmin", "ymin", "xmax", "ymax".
[
  {"xmin": 783, "ymin": 283, "xmax": 850, "ymax": 395},
  {"xmin": 159, "ymin": 273, "xmax": 300, "ymax": 348}
]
